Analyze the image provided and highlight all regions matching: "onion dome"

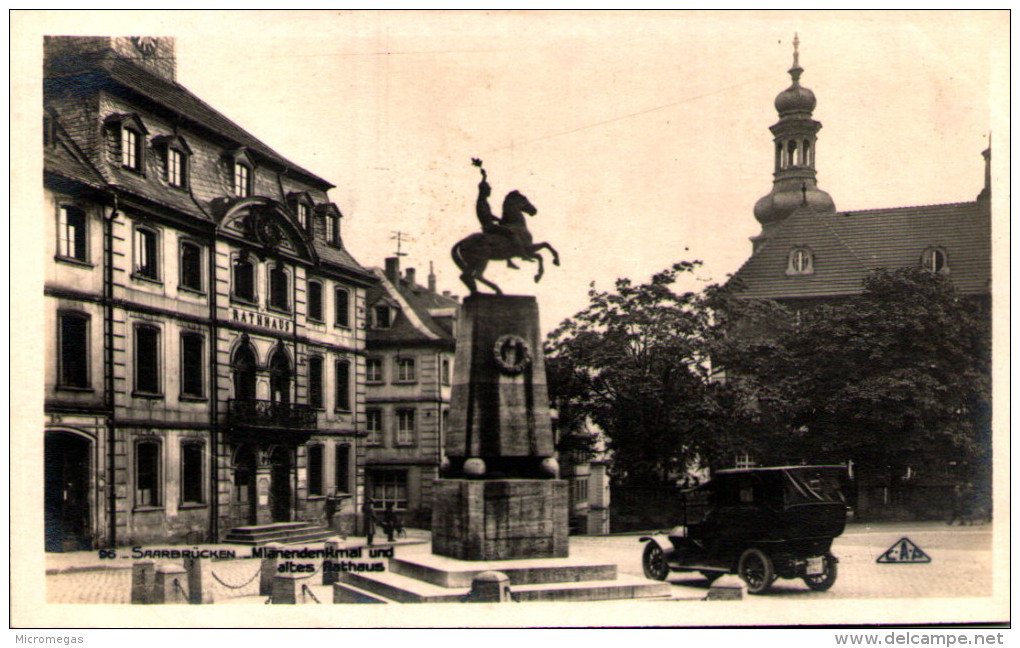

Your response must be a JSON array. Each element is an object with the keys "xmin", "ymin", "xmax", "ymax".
[{"xmin": 774, "ymin": 68, "xmax": 817, "ymax": 115}]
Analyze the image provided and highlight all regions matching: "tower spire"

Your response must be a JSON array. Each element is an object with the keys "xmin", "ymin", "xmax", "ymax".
[{"xmin": 789, "ymin": 33, "xmax": 803, "ymax": 84}]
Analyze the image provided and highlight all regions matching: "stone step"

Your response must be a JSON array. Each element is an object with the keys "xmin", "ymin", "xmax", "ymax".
[
  {"xmin": 389, "ymin": 549, "xmax": 617, "ymax": 587},
  {"xmin": 339, "ymin": 569, "xmax": 468, "ymax": 604},
  {"xmin": 332, "ymin": 581, "xmax": 394, "ymax": 604},
  {"xmin": 340, "ymin": 567, "xmax": 672, "ymax": 604},
  {"xmin": 224, "ymin": 522, "xmax": 336, "ymax": 546}
]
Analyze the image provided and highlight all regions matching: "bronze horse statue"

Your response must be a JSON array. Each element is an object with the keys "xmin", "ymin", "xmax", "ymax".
[{"xmin": 452, "ymin": 160, "xmax": 560, "ymax": 294}]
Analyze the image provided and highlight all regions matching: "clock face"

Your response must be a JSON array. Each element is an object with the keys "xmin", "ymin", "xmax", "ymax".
[{"xmin": 130, "ymin": 37, "xmax": 159, "ymax": 57}]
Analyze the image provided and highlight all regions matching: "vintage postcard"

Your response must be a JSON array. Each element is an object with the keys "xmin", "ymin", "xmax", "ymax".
[{"xmin": 11, "ymin": 10, "xmax": 1009, "ymax": 631}]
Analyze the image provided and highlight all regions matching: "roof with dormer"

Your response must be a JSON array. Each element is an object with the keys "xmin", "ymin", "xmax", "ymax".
[
  {"xmin": 366, "ymin": 268, "xmax": 459, "ymax": 348},
  {"xmin": 730, "ymin": 200, "xmax": 991, "ymax": 300}
]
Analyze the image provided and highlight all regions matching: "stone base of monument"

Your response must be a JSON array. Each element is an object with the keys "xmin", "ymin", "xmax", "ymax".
[
  {"xmin": 431, "ymin": 479, "xmax": 569, "ymax": 561},
  {"xmin": 332, "ymin": 543, "xmax": 672, "ymax": 604}
]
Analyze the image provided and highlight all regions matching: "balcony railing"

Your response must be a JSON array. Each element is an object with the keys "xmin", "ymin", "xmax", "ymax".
[{"xmin": 228, "ymin": 398, "xmax": 317, "ymax": 431}]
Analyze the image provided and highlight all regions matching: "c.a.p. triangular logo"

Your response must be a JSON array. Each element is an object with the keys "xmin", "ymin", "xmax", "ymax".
[{"xmin": 876, "ymin": 537, "xmax": 932, "ymax": 563}]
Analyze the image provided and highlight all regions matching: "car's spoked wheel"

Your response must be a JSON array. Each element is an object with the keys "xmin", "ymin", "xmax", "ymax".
[
  {"xmin": 738, "ymin": 548, "xmax": 774, "ymax": 594},
  {"xmin": 642, "ymin": 542, "xmax": 670, "ymax": 581},
  {"xmin": 803, "ymin": 554, "xmax": 838, "ymax": 591}
]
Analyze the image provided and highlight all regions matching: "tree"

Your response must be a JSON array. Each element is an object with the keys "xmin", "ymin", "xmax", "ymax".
[
  {"xmin": 545, "ymin": 262, "xmax": 726, "ymax": 486},
  {"xmin": 710, "ymin": 268, "xmax": 992, "ymax": 486}
]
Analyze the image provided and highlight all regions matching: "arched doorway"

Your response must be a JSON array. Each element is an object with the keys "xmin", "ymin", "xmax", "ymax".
[
  {"xmin": 269, "ymin": 347, "xmax": 291, "ymax": 406},
  {"xmin": 269, "ymin": 446, "xmax": 292, "ymax": 522},
  {"xmin": 232, "ymin": 444, "xmax": 257, "ymax": 525},
  {"xmin": 45, "ymin": 431, "xmax": 91, "ymax": 551},
  {"xmin": 233, "ymin": 341, "xmax": 258, "ymax": 401}
]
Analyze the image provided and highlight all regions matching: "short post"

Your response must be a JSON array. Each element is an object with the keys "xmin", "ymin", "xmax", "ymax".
[
  {"xmin": 130, "ymin": 560, "xmax": 155, "ymax": 604},
  {"xmin": 705, "ymin": 574, "xmax": 746, "ymax": 601},
  {"xmin": 152, "ymin": 564, "xmax": 189, "ymax": 604},
  {"xmin": 467, "ymin": 571, "xmax": 512, "ymax": 603},
  {"xmin": 183, "ymin": 556, "xmax": 205, "ymax": 604},
  {"xmin": 271, "ymin": 572, "xmax": 301, "ymax": 604},
  {"xmin": 259, "ymin": 542, "xmax": 284, "ymax": 596},
  {"xmin": 322, "ymin": 538, "xmax": 340, "ymax": 586}
]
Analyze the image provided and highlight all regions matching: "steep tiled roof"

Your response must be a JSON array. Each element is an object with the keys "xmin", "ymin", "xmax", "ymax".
[
  {"xmin": 44, "ymin": 136, "xmax": 106, "ymax": 190},
  {"xmin": 48, "ymin": 51, "xmax": 332, "ymax": 190},
  {"xmin": 366, "ymin": 269, "xmax": 459, "ymax": 347},
  {"xmin": 731, "ymin": 200, "xmax": 991, "ymax": 299}
]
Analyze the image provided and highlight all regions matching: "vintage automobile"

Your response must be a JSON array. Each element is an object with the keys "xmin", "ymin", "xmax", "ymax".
[{"xmin": 640, "ymin": 465, "xmax": 849, "ymax": 594}]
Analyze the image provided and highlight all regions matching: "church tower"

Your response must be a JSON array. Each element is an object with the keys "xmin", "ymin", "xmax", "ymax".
[{"xmin": 752, "ymin": 35, "xmax": 835, "ymax": 249}]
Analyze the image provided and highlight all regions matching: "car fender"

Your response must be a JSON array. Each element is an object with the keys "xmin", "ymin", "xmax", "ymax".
[{"xmin": 639, "ymin": 534, "xmax": 674, "ymax": 555}]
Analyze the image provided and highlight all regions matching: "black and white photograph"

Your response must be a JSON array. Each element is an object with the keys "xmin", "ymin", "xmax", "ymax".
[{"xmin": 10, "ymin": 9, "xmax": 1009, "ymax": 633}]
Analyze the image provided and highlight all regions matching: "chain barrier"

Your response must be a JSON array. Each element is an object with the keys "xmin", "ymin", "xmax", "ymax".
[
  {"xmin": 211, "ymin": 564, "xmax": 262, "ymax": 590},
  {"xmin": 301, "ymin": 584, "xmax": 322, "ymax": 604}
]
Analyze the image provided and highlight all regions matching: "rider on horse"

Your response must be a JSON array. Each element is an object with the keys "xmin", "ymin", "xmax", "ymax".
[{"xmin": 474, "ymin": 159, "xmax": 525, "ymax": 269}]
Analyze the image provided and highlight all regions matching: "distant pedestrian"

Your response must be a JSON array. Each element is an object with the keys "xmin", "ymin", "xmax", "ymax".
[
  {"xmin": 362, "ymin": 496, "xmax": 377, "ymax": 545},
  {"xmin": 324, "ymin": 492, "xmax": 338, "ymax": 530},
  {"xmin": 382, "ymin": 502, "xmax": 400, "ymax": 542}
]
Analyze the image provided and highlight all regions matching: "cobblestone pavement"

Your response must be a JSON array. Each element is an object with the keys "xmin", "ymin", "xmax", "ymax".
[{"xmin": 46, "ymin": 522, "xmax": 993, "ymax": 604}]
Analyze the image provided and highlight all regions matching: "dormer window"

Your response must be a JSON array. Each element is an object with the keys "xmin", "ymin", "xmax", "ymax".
[
  {"xmin": 319, "ymin": 203, "xmax": 343, "ymax": 246},
  {"xmin": 287, "ymin": 192, "xmax": 314, "ymax": 230},
  {"xmin": 374, "ymin": 305, "xmax": 392, "ymax": 329},
  {"xmin": 786, "ymin": 246, "xmax": 814, "ymax": 275},
  {"xmin": 106, "ymin": 114, "xmax": 148, "ymax": 174},
  {"xmin": 225, "ymin": 148, "xmax": 256, "ymax": 198},
  {"xmin": 233, "ymin": 162, "xmax": 250, "ymax": 197},
  {"xmin": 921, "ymin": 247, "xmax": 949, "ymax": 274},
  {"xmin": 153, "ymin": 134, "xmax": 191, "ymax": 189}
]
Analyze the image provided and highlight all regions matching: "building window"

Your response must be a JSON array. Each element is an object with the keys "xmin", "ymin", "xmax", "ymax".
[
  {"xmin": 441, "ymin": 357, "xmax": 451, "ymax": 385},
  {"xmin": 335, "ymin": 288, "xmax": 350, "ymax": 328},
  {"xmin": 122, "ymin": 127, "xmax": 143, "ymax": 172},
  {"xmin": 57, "ymin": 206, "xmax": 87, "ymax": 262},
  {"xmin": 269, "ymin": 265, "xmax": 290, "ymax": 311},
  {"xmin": 366, "ymin": 409, "xmax": 383, "ymax": 445},
  {"xmin": 374, "ymin": 305, "xmax": 392, "ymax": 329},
  {"xmin": 922, "ymin": 247, "xmax": 949, "ymax": 274},
  {"xmin": 134, "ymin": 226, "xmax": 160, "ymax": 281},
  {"xmin": 179, "ymin": 240, "xmax": 203, "ymax": 292},
  {"xmin": 366, "ymin": 358, "xmax": 383, "ymax": 383},
  {"xmin": 134, "ymin": 325, "xmax": 161, "ymax": 395},
  {"xmin": 180, "ymin": 332, "xmax": 204, "ymax": 399},
  {"xmin": 396, "ymin": 356, "xmax": 416, "ymax": 383},
  {"xmin": 181, "ymin": 442, "xmax": 204, "ymax": 504},
  {"xmin": 58, "ymin": 312, "xmax": 89, "ymax": 388},
  {"xmin": 233, "ymin": 255, "xmax": 256, "ymax": 303},
  {"xmin": 325, "ymin": 215, "xmax": 336, "ymax": 245},
  {"xmin": 167, "ymin": 148, "xmax": 186, "ymax": 188},
  {"xmin": 308, "ymin": 356, "xmax": 324, "ymax": 409},
  {"xmin": 136, "ymin": 441, "xmax": 161, "ymax": 507},
  {"xmin": 335, "ymin": 359, "xmax": 351, "ymax": 412},
  {"xmin": 233, "ymin": 162, "xmax": 250, "ymax": 197},
  {"xmin": 307, "ymin": 281, "xmax": 323, "ymax": 322},
  {"xmin": 296, "ymin": 202, "xmax": 310, "ymax": 229},
  {"xmin": 396, "ymin": 409, "xmax": 415, "ymax": 445},
  {"xmin": 370, "ymin": 470, "xmax": 408, "ymax": 510},
  {"xmin": 307, "ymin": 445, "xmax": 324, "ymax": 497},
  {"xmin": 335, "ymin": 444, "xmax": 351, "ymax": 494},
  {"xmin": 786, "ymin": 247, "xmax": 814, "ymax": 275}
]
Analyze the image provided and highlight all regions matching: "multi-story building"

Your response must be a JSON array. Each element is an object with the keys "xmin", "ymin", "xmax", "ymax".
[
  {"xmin": 727, "ymin": 41, "xmax": 991, "ymax": 519},
  {"xmin": 43, "ymin": 36, "xmax": 374, "ymax": 550},
  {"xmin": 363, "ymin": 257, "xmax": 458, "ymax": 527}
]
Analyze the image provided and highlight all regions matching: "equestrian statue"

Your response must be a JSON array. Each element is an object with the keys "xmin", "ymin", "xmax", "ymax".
[{"xmin": 452, "ymin": 159, "xmax": 560, "ymax": 294}]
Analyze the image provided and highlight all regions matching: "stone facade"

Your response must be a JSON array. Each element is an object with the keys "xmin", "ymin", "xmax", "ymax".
[{"xmin": 43, "ymin": 36, "xmax": 374, "ymax": 549}]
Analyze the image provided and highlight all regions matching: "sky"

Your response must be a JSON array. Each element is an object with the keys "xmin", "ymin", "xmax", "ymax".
[{"xmin": 24, "ymin": 10, "xmax": 1009, "ymax": 331}]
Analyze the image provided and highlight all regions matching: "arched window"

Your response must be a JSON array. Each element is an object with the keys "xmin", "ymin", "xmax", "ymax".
[
  {"xmin": 269, "ymin": 348, "xmax": 291, "ymax": 405},
  {"xmin": 786, "ymin": 247, "xmax": 814, "ymax": 275},
  {"xmin": 802, "ymin": 140, "xmax": 812, "ymax": 167},
  {"xmin": 788, "ymin": 140, "xmax": 798, "ymax": 167},
  {"xmin": 921, "ymin": 247, "xmax": 949, "ymax": 274},
  {"xmin": 775, "ymin": 142, "xmax": 783, "ymax": 172},
  {"xmin": 232, "ymin": 342, "xmax": 258, "ymax": 401}
]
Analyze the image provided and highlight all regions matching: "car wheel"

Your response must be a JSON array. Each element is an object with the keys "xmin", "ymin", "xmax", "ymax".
[
  {"xmin": 803, "ymin": 554, "xmax": 838, "ymax": 592},
  {"xmin": 738, "ymin": 548, "xmax": 774, "ymax": 595},
  {"xmin": 642, "ymin": 542, "xmax": 670, "ymax": 581}
]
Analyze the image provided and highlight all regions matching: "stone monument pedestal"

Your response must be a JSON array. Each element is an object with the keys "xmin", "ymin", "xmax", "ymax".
[{"xmin": 432, "ymin": 479, "xmax": 568, "ymax": 561}]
